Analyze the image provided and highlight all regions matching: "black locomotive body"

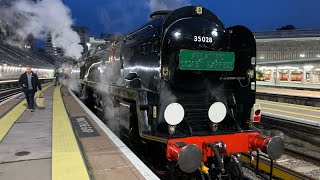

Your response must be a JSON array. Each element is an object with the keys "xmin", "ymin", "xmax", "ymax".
[{"xmin": 79, "ymin": 6, "xmax": 283, "ymax": 179}]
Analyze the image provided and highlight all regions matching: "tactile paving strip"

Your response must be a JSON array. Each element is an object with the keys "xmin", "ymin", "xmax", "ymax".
[{"xmin": 52, "ymin": 86, "xmax": 90, "ymax": 180}]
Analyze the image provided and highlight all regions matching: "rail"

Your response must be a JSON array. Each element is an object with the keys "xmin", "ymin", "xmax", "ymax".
[{"xmin": 242, "ymin": 151, "xmax": 315, "ymax": 180}]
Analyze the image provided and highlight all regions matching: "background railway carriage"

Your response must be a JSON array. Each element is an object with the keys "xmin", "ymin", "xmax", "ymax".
[{"xmin": 79, "ymin": 6, "xmax": 284, "ymax": 179}]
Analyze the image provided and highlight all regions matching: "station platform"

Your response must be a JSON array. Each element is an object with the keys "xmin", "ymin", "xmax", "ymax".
[
  {"xmin": 257, "ymin": 99, "xmax": 320, "ymax": 127},
  {"xmin": 257, "ymin": 81, "xmax": 320, "ymax": 91},
  {"xmin": 0, "ymin": 84, "xmax": 158, "ymax": 180},
  {"xmin": 256, "ymin": 86, "xmax": 320, "ymax": 99},
  {"xmin": 256, "ymin": 83, "xmax": 320, "ymax": 126},
  {"xmin": 256, "ymin": 84, "xmax": 320, "ymax": 108}
]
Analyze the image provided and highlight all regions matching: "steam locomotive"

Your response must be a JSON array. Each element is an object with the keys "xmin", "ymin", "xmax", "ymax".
[{"xmin": 79, "ymin": 6, "xmax": 284, "ymax": 179}]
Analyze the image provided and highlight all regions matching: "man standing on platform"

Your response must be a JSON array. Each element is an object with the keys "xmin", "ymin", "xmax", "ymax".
[
  {"xmin": 19, "ymin": 65, "xmax": 42, "ymax": 112},
  {"xmin": 54, "ymin": 69, "xmax": 61, "ymax": 86}
]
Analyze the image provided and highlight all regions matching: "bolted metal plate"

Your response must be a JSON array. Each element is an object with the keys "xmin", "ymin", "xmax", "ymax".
[
  {"xmin": 266, "ymin": 136, "xmax": 284, "ymax": 160},
  {"xmin": 177, "ymin": 144, "xmax": 203, "ymax": 173}
]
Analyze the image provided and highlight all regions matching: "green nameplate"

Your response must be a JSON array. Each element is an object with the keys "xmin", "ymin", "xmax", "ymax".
[{"xmin": 179, "ymin": 49, "xmax": 235, "ymax": 71}]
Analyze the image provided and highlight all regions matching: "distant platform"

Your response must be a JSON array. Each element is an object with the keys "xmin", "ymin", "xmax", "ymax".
[{"xmin": 257, "ymin": 81, "xmax": 320, "ymax": 91}]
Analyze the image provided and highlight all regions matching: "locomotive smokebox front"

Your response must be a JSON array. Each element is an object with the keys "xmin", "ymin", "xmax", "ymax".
[{"xmin": 161, "ymin": 13, "xmax": 231, "ymax": 84}]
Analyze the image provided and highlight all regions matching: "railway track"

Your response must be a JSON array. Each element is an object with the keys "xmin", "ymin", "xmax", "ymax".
[
  {"xmin": 242, "ymin": 151, "xmax": 318, "ymax": 180},
  {"xmin": 0, "ymin": 78, "xmax": 54, "ymax": 103},
  {"xmin": 259, "ymin": 115, "xmax": 320, "ymax": 147},
  {"xmin": 0, "ymin": 87, "xmax": 22, "ymax": 103}
]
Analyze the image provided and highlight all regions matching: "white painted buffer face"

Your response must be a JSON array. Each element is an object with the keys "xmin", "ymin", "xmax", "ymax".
[
  {"xmin": 164, "ymin": 103, "xmax": 185, "ymax": 125},
  {"xmin": 208, "ymin": 102, "xmax": 227, "ymax": 123}
]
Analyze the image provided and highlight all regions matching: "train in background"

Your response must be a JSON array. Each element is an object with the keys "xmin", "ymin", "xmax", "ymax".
[
  {"xmin": 79, "ymin": 6, "xmax": 284, "ymax": 179},
  {"xmin": 257, "ymin": 71, "xmax": 305, "ymax": 81}
]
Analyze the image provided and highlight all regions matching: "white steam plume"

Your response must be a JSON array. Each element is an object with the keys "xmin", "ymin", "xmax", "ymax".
[
  {"xmin": 148, "ymin": 0, "xmax": 191, "ymax": 12},
  {"xmin": 0, "ymin": 0, "xmax": 83, "ymax": 58}
]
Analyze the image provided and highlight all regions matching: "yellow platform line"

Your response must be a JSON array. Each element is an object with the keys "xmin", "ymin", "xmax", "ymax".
[
  {"xmin": 257, "ymin": 100, "xmax": 320, "ymax": 113},
  {"xmin": 263, "ymin": 107, "xmax": 320, "ymax": 119},
  {"xmin": 0, "ymin": 84, "xmax": 52, "ymax": 142},
  {"xmin": 52, "ymin": 86, "xmax": 90, "ymax": 180}
]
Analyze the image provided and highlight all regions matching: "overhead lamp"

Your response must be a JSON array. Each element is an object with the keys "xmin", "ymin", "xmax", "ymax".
[{"xmin": 303, "ymin": 65, "xmax": 314, "ymax": 69}]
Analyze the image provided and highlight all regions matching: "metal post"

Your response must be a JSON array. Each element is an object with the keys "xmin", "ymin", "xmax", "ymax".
[
  {"xmin": 302, "ymin": 67, "xmax": 307, "ymax": 85},
  {"xmin": 256, "ymin": 151, "xmax": 259, "ymax": 173},
  {"xmin": 270, "ymin": 159, "xmax": 273, "ymax": 180}
]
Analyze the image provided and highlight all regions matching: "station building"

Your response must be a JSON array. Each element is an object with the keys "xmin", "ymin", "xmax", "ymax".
[{"xmin": 254, "ymin": 29, "xmax": 320, "ymax": 84}]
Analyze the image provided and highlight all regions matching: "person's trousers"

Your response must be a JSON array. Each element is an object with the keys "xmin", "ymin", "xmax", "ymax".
[
  {"xmin": 25, "ymin": 89, "xmax": 35, "ymax": 109},
  {"xmin": 55, "ymin": 78, "xmax": 60, "ymax": 86}
]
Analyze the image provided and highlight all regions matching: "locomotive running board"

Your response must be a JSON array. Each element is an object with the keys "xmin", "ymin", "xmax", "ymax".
[{"xmin": 141, "ymin": 133, "xmax": 168, "ymax": 144}]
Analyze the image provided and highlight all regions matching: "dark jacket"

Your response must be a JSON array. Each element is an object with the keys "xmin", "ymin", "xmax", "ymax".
[
  {"xmin": 54, "ymin": 72, "xmax": 60, "ymax": 79},
  {"xmin": 19, "ymin": 71, "xmax": 42, "ymax": 92}
]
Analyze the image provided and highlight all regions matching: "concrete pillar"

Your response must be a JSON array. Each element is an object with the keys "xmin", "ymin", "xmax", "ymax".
[
  {"xmin": 270, "ymin": 69, "xmax": 275, "ymax": 83},
  {"xmin": 275, "ymin": 67, "xmax": 280, "ymax": 85},
  {"xmin": 309, "ymin": 70, "xmax": 314, "ymax": 83},
  {"xmin": 288, "ymin": 71, "xmax": 292, "ymax": 82},
  {"xmin": 310, "ymin": 68, "xmax": 319, "ymax": 83},
  {"xmin": 302, "ymin": 69, "xmax": 307, "ymax": 85}
]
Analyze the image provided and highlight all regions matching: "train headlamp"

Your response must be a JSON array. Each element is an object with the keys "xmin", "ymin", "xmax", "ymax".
[
  {"xmin": 164, "ymin": 103, "xmax": 185, "ymax": 125},
  {"xmin": 208, "ymin": 102, "xmax": 227, "ymax": 123},
  {"xmin": 194, "ymin": 6, "xmax": 203, "ymax": 15}
]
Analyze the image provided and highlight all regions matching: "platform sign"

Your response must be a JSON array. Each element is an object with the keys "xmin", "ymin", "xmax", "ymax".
[
  {"xmin": 179, "ymin": 49, "xmax": 235, "ymax": 71},
  {"xmin": 71, "ymin": 116, "xmax": 100, "ymax": 137}
]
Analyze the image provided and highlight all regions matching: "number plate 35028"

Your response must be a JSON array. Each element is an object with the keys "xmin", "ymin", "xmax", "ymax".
[{"xmin": 194, "ymin": 36, "xmax": 213, "ymax": 43}]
